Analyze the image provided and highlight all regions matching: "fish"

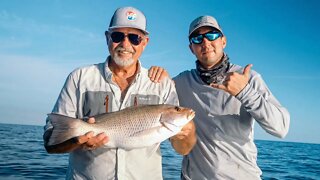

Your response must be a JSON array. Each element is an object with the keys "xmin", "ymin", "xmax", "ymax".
[{"xmin": 47, "ymin": 104, "xmax": 195, "ymax": 151}]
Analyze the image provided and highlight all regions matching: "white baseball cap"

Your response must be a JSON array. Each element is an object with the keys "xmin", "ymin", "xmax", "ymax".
[{"xmin": 108, "ymin": 6, "xmax": 149, "ymax": 35}]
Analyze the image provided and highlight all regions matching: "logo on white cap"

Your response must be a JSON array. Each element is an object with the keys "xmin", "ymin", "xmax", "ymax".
[{"xmin": 126, "ymin": 11, "xmax": 136, "ymax": 21}]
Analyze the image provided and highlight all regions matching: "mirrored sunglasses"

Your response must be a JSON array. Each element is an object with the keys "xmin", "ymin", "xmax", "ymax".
[
  {"xmin": 190, "ymin": 31, "xmax": 222, "ymax": 44},
  {"xmin": 110, "ymin": 31, "xmax": 143, "ymax": 46}
]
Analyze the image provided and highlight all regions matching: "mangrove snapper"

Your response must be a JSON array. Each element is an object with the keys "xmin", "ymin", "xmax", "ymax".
[{"xmin": 47, "ymin": 104, "xmax": 195, "ymax": 150}]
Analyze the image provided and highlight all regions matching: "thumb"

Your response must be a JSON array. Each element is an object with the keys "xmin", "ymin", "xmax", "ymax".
[{"xmin": 243, "ymin": 64, "xmax": 252, "ymax": 77}]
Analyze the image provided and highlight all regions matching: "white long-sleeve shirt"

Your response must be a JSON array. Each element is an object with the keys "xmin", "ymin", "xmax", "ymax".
[
  {"xmin": 44, "ymin": 57, "xmax": 179, "ymax": 180},
  {"xmin": 174, "ymin": 64, "xmax": 290, "ymax": 180}
]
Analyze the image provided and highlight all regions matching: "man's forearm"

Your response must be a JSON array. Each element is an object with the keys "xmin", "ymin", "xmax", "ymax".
[
  {"xmin": 43, "ymin": 129, "xmax": 81, "ymax": 154},
  {"xmin": 45, "ymin": 138, "xmax": 81, "ymax": 154}
]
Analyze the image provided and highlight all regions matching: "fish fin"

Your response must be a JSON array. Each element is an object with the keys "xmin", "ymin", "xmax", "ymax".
[
  {"xmin": 146, "ymin": 143, "xmax": 161, "ymax": 158},
  {"xmin": 47, "ymin": 113, "xmax": 87, "ymax": 146}
]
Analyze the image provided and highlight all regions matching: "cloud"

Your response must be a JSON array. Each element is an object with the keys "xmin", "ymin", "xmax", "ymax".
[
  {"xmin": 0, "ymin": 10, "xmax": 107, "ymax": 125},
  {"xmin": 0, "ymin": 10, "xmax": 101, "ymax": 47},
  {"xmin": 0, "ymin": 9, "xmax": 106, "ymax": 66}
]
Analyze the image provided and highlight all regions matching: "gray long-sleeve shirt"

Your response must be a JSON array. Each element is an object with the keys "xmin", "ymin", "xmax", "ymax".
[
  {"xmin": 44, "ymin": 57, "xmax": 179, "ymax": 180},
  {"xmin": 174, "ymin": 64, "xmax": 290, "ymax": 180}
]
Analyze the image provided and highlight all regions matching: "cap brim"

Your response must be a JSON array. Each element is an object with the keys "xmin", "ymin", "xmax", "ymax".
[
  {"xmin": 189, "ymin": 23, "xmax": 222, "ymax": 36},
  {"xmin": 108, "ymin": 26, "xmax": 149, "ymax": 35}
]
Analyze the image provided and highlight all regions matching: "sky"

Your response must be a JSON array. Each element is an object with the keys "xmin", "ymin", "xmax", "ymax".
[{"xmin": 0, "ymin": 0, "xmax": 319, "ymax": 144}]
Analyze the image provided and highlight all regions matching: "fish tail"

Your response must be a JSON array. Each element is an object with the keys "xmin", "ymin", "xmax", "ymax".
[{"xmin": 47, "ymin": 114, "xmax": 88, "ymax": 146}]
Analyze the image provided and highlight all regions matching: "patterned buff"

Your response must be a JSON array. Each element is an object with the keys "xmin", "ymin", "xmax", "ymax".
[{"xmin": 196, "ymin": 54, "xmax": 230, "ymax": 85}]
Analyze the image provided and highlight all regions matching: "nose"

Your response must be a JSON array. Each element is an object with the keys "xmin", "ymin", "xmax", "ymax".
[
  {"xmin": 200, "ymin": 38, "xmax": 213, "ymax": 50},
  {"xmin": 201, "ymin": 37, "xmax": 211, "ymax": 46},
  {"xmin": 120, "ymin": 36, "xmax": 131, "ymax": 48}
]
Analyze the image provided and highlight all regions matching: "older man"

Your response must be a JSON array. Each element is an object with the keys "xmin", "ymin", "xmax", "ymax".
[{"xmin": 43, "ymin": 7, "xmax": 196, "ymax": 180}]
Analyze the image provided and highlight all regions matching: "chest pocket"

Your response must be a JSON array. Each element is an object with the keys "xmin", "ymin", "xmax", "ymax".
[
  {"xmin": 82, "ymin": 91, "xmax": 113, "ymax": 117},
  {"xmin": 130, "ymin": 94, "xmax": 160, "ymax": 106}
]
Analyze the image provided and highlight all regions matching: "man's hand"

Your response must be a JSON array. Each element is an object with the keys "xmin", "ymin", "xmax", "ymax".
[
  {"xmin": 211, "ymin": 64, "xmax": 252, "ymax": 96},
  {"xmin": 171, "ymin": 120, "xmax": 195, "ymax": 141},
  {"xmin": 170, "ymin": 120, "xmax": 196, "ymax": 155},
  {"xmin": 148, "ymin": 66, "xmax": 170, "ymax": 83},
  {"xmin": 45, "ymin": 117, "xmax": 109, "ymax": 154},
  {"xmin": 77, "ymin": 117, "xmax": 109, "ymax": 150}
]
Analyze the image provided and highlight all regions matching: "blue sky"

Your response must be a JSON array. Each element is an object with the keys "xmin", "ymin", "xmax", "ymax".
[{"xmin": 0, "ymin": 0, "xmax": 319, "ymax": 144}]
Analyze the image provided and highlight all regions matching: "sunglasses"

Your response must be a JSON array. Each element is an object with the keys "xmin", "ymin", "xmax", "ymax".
[
  {"xmin": 109, "ymin": 31, "xmax": 143, "ymax": 46},
  {"xmin": 190, "ymin": 31, "xmax": 223, "ymax": 44}
]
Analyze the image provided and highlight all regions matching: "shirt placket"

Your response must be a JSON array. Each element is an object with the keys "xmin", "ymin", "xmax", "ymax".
[{"xmin": 115, "ymin": 75, "xmax": 140, "ymax": 179}]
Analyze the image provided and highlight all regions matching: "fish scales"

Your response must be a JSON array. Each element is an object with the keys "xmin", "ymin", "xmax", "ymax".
[
  {"xmin": 47, "ymin": 104, "xmax": 195, "ymax": 150},
  {"xmin": 94, "ymin": 105, "xmax": 161, "ymax": 136}
]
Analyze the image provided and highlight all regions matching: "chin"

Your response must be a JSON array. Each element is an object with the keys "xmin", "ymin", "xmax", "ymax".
[
  {"xmin": 200, "ymin": 59, "xmax": 219, "ymax": 67},
  {"xmin": 114, "ymin": 57, "xmax": 135, "ymax": 67}
]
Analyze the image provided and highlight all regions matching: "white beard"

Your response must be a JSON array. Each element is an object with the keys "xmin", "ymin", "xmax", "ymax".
[
  {"xmin": 113, "ymin": 46, "xmax": 135, "ymax": 67},
  {"xmin": 113, "ymin": 54, "xmax": 135, "ymax": 67}
]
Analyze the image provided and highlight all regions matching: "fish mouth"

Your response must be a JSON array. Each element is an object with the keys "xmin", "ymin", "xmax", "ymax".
[
  {"xmin": 161, "ymin": 121, "xmax": 176, "ymax": 132},
  {"xmin": 160, "ymin": 110, "xmax": 195, "ymax": 132}
]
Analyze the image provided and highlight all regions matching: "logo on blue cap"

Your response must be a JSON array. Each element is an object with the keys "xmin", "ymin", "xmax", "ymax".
[{"xmin": 126, "ymin": 11, "xmax": 136, "ymax": 21}]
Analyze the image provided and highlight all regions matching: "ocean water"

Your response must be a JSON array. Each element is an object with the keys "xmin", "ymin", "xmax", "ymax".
[{"xmin": 0, "ymin": 123, "xmax": 319, "ymax": 180}]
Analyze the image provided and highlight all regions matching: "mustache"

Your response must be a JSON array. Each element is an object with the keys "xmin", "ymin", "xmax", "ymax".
[{"xmin": 115, "ymin": 46, "xmax": 135, "ymax": 53}]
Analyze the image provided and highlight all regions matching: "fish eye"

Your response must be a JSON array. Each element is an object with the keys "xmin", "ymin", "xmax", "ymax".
[{"xmin": 175, "ymin": 106, "xmax": 181, "ymax": 111}]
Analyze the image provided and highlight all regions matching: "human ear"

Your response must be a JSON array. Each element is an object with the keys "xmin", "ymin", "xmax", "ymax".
[
  {"xmin": 222, "ymin": 36, "xmax": 227, "ymax": 49},
  {"xmin": 105, "ymin": 31, "xmax": 109, "ymax": 45},
  {"xmin": 189, "ymin": 44, "xmax": 195, "ymax": 54},
  {"xmin": 141, "ymin": 36, "xmax": 149, "ymax": 50}
]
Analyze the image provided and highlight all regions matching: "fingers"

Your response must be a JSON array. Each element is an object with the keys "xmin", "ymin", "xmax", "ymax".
[
  {"xmin": 210, "ymin": 64, "xmax": 252, "ymax": 96},
  {"xmin": 148, "ymin": 66, "xmax": 169, "ymax": 83},
  {"xmin": 83, "ymin": 132, "xmax": 109, "ymax": 151},
  {"xmin": 154, "ymin": 68, "xmax": 164, "ymax": 82},
  {"xmin": 148, "ymin": 66, "xmax": 154, "ymax": 79},
  {"xmin": 243, "ymin": 64, "xmax": 252, "ymax": 78},
  {"xmin": 76, "ymin": 131, "xmax": 94, "ymax": 145},
  {"xmin": 95, "ymin": 132, "xmax": 109, "ymax": 145},
  {"xmin": 148, "ymin": 66, "xmax": 158, "ymax": 81}
]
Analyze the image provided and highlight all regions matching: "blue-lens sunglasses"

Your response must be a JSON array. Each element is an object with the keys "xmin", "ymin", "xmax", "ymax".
[{"xmin": 190, "ymin": 31, "xmax": 223, "ymax": 44}]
